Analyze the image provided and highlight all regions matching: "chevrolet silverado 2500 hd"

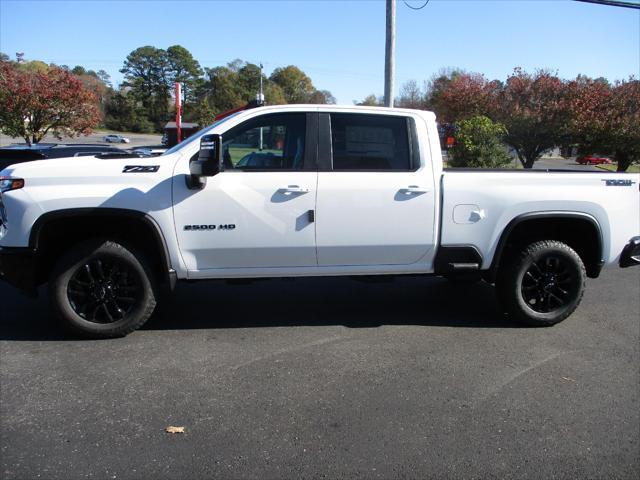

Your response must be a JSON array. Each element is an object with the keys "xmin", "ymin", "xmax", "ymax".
[{"xmin": 1, "ymin": 105, "xmax": 639, "ymax": 337}]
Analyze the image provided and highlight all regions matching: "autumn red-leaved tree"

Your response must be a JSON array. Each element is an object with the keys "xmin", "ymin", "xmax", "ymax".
[
  {"xmin": 568, "ymin": 76, "xmax": 639, "ymax": 172},
  {"xmin": 433, "ymin": 72, "xmax": 499, "ymax": 123},
  {"xmin": 432, "ymin": 68, "xmax": 573, "ymax": 168},
  {"xmin": 0, "ymin": 60, "xmax": 101, "ymax": 145},
  {"xmin": 493, "ymin": 69, "xmax": 570, "ymax": 168}
]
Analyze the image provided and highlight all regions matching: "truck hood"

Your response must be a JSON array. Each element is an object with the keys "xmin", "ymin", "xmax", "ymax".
[
  {"xmin": 0, "ymin": 154, "xmax": 176, "ymax": 215},
  {"xmin": 1, "ymin": 154, "xmax": 169, "ymax": 180}
]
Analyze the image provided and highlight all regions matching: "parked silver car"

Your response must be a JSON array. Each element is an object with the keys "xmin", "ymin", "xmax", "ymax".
[{"xmin": 103, "ymin": 134, "xmax": 130, "ymax": 144}]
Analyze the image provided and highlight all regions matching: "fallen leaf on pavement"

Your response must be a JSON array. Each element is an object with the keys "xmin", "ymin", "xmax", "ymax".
[{"xmin": 165, "ymin": 426, "xmax": 185, "ymax": 434}]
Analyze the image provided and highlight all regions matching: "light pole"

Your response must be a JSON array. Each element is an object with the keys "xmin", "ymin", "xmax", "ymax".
[
  {"xmin": 259, "ymin": 63, "xmax": 264, "ymax": 150},
  {"xmin": 175, "ymin": 82, "xmax": 181, "ymax": 143}
]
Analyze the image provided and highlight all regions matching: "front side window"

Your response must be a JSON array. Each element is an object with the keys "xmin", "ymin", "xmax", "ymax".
[
  {"xmin": 222, "ymin": 113, "xmax": 306, "ymax": 170},
  {"xmin": 330, "ymin": 114, "xmax": 412, "ymax": 171},
  {"xmin": 163, "ymin": 112, "xmax": 242, "ymax": 156}
]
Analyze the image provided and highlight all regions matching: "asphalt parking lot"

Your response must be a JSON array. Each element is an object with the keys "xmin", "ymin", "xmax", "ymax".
[
  {"xmin": 1, "ymin": 267, "xmax": 638, "ymax": 479},
  {"xmin": 533, "ymin": 157, "xmax": 601, "ymax": 171}
]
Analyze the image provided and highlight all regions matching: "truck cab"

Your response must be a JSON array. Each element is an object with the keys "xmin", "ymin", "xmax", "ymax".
[{"xmin": 173, "ymin": 107, "xmax": 439, "ymax": 275}]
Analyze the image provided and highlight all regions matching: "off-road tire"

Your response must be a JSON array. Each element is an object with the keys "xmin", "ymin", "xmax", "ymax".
[
  {"xmin": 49, "ymin": 239, "xmax": 157, "ymax": 338},
  {"xmin": 497, "ymin": 240, "xmax": 586, "ymax": 327}
]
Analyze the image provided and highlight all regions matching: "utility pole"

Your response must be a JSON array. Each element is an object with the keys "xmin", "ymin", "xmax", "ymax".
[{"xmin": 384, "ymin": 0, "xmax": 396, "ymax": 107}]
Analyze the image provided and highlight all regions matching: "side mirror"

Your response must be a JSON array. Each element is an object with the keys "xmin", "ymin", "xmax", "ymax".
[{"xmin": 187, "ymin": 134, "xmax": 222, "ymax": 189}]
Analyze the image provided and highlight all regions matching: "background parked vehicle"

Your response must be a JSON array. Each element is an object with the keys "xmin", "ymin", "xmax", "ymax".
[
  {"xmin": 576, "ymin": 155, "xmax": 612, "ymax": 165},
  {"xmin": 131, "ymin": 146, "xmax": 167, "ymax": 157},
  {"xmin": 0, "ymin": 144, "xmax": 126, "ymax": 170},
  {"xmin": 103, "ymin": 134, "xmax": 130, "ymax": 143}
]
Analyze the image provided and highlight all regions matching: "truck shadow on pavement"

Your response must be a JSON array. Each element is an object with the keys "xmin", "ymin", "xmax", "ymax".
[{"xmin": 1, "ymin": 276, "xmax": 513, "ymax": 341}]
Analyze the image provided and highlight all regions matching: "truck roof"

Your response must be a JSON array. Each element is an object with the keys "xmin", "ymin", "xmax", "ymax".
[{"xmin": 234, "ymin": 103, "xmax": 436, "ymax": 121}]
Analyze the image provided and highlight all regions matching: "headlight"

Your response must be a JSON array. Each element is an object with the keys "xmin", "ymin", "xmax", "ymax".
[
  {"xmin": 0, "ymin": 177, "xmax": 23, "ymax": 238},
  {"xmin": 0, "ymin": 177, "xmax": 24, "ymax": 193}
]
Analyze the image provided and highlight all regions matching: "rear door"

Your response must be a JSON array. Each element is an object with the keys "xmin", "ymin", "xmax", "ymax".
[{"xmin": 315, "ymin": 112, "xmax": 437, "ymax": 266}]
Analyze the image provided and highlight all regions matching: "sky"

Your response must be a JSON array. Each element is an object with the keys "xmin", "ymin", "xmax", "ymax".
[{"xmin": 1, "ymin": 0, "xmax": 639, "ymax": 104}]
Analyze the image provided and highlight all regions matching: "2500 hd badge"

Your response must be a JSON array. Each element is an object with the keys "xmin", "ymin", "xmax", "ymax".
[{"xmin": 183, "ymin": 224, "xmax": 236, "ymax": 231}]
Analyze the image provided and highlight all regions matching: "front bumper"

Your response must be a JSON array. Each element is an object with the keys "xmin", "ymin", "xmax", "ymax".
[
  {"xmin": 0, "ymin": 246, "xmax": 37, "ymax": 294},
  {"xmin": 620, "ymin": 236, "xmax": 640, "ymax": 268}
]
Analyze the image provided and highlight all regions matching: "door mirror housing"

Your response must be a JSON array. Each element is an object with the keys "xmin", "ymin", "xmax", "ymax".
[{"xmin": 187, "ymin": 134, "xmax": 222, "ymax": 189}]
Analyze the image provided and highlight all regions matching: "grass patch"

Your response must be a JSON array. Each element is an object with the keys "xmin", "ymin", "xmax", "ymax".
[
  {"xmin": 228, "ymin": 147, "xmax": 281, "ymax": 166},
  {"xmin": 443, "ymin": 160, "xmax": 522, "ymax": 169},
  {"xmin": 596, "ymin": 164, "xmax": 640, "ymax": 173}
]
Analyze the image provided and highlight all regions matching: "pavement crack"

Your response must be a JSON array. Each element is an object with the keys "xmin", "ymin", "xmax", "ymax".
[{"xmin": 474, "ymin": 351, "xmax": 563, "ymax": 402}]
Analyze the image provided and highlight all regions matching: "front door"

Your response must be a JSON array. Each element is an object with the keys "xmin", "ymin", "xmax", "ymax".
[
  {"xmin": 315, "ymin": 112, "xmax": 437, "ymax": 266},
  {"xmin": 173, "ymin": 112, "xmax": 318, "ymax": 271}
]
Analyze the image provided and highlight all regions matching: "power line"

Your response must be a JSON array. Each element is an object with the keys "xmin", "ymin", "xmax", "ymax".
[
  {"xmin": 403, "ymin": 1, "xmax": 430, "ymax": 10},
  {"xmin": 574, "ymin": 0, "xmax": 640, "ymax": 9}
]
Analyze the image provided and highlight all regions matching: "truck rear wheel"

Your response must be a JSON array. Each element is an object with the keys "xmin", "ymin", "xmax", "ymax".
[
  {"xmin": 49, "ymin": 239, "xmax": 157, "ymax": 338},
  {"xmin": 497, "ymin": 240, "xmax": 586, "ymax": 326}
]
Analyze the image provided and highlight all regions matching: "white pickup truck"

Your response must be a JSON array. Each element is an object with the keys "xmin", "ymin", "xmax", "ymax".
[{"xmin": 1, "ymin": 105, "xmax": 639, "ymax": 338}]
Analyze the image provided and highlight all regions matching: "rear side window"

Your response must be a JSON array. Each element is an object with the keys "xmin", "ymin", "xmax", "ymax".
[{"xmin": 330, "ymin": 114, "xmax": 412, "ymax": 171}]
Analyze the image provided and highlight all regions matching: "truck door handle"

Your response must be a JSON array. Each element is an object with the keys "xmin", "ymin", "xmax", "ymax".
[
  {"xmin": 281, "ymin": 185, "xmax": 309, "ymax": 194},
  {"xmin": 402, "ymin": 186, "xmax": 428, "ymax": 195}
]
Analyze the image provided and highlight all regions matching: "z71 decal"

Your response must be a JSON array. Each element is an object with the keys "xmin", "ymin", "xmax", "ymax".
[{"xmin": 123, "ymin": 165, "xmax": 160, "ymax": 173}]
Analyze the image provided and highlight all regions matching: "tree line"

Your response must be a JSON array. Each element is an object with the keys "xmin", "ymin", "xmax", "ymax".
[
  {"xmin": 358, "ymin": 68, "xmax": 639, "ymax": 171},
  {"xmin": 101, "ymin": 45, "xmax": 335, "ymax": 132},
  {"xmin": 1, "ymin": 48, "xmax": 637, "ymax": 171},
  {"xmin": 0, "ymin": 46, "xmax": 335, "ymax": 143}
]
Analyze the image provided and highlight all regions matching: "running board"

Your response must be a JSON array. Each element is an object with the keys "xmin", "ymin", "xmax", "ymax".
[
  {"xmin": 449, "ymin": 262, "xmax": 480, "ymax": 270},
  {"xmin": 434, "ymin": 246, "xmax": 483, "ymax": 274}
]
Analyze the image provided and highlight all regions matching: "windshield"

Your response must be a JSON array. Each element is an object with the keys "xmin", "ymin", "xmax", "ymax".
[{"xmin": 162, "ymin": 112, "xmax": 242, "ymax": 156}]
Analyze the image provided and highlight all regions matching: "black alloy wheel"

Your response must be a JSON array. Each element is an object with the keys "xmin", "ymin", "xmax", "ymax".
[
  {"xmin": 520, "ymin": 254, "xmax": 578, "ymax": 314},
  {"xmin": 67, "ymin": 257, "xmax": 143, "ymax": 324}
]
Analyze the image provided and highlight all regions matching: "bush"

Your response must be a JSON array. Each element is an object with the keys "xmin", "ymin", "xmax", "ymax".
[{"xmin": 449, "ymin": 115, "xmax": 512, "ymax": 168}]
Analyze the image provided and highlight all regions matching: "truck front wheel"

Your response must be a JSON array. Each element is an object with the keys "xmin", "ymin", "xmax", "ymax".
[
  {"xmin": 497, "ymin": 240, "xmax": 586, "ymax": 326},
  {"xmin": 49, "ymin": 239, "xmax": 157, "ymax": 338}
]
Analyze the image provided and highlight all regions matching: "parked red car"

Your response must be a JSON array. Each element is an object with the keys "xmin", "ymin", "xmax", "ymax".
[{"xmin": 577, "ymin": 155, "xmax": 612, "ymax": 165}]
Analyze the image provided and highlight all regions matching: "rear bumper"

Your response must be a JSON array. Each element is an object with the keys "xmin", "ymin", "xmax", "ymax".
[
  {"xmin": 0, "ymin": 246, "xmax": 37, "ymax": 294},
  {"xmin": 620, "ymin": 236, "xmax": 640, "ymax": 268}
]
